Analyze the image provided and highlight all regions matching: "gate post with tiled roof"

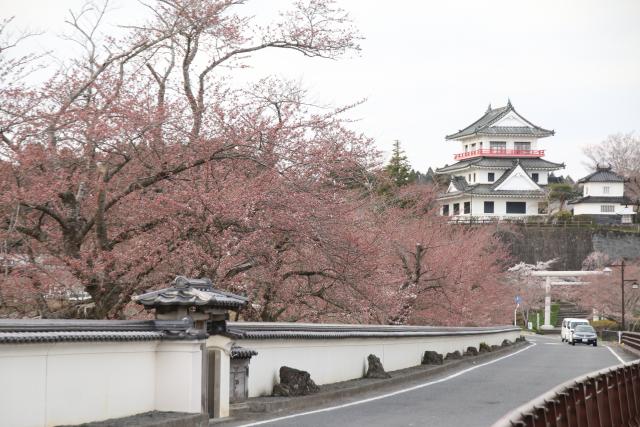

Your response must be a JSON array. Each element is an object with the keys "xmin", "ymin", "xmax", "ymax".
[{"xmin": 134, "ymin": 276, "xmax": 250, "ymax": 419}]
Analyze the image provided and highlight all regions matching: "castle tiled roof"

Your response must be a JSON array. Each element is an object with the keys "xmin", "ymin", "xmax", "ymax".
[
  {"xmin": 446, "ymin": 101, "xmax": 554, "ymax": 140},
  {"xmin": 568, "ymin": 196, "xmax": 631, "ymax": 205},
  {"xmin": 577, "ymin": 166, "xmax": 626, "ymax": 183},
  {"xmin": 439, "ymin": 165, "xmax": 545, "ymax": 199},
  {"xmin": 436, "ymin": 157, "xmax": 564, "ymax": 174}
]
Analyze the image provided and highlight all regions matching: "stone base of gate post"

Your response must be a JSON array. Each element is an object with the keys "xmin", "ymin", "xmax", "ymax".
[{"xmin": 206, "ymin": 335, "xmax": 233, "ymax": 418}]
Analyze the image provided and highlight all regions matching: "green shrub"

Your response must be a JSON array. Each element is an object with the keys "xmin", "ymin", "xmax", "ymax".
[
  {"xmin": 552, "ymin": 210, "xmax": 573, "ymax": 221},
  {"xmin": 591, "ymin": 319, "xmax": 618, "ymax": 331},
  {"xmin": 525, "ymin": 215, "xmax": 546, "ymax": 224},
  {"xmin": 573, "ymin": 214, "xmax": 595, "ymax": 224}
]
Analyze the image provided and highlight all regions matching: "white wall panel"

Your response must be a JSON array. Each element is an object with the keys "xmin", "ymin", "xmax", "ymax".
[{"xmin": 241, "ymin": 330, "xmax": 520, "ymax": 397}]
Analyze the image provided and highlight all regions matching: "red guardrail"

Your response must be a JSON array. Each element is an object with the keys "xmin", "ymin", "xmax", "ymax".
[{"xmin": 492, "ymin": 361, "xmax": 640, "ymax": 427}]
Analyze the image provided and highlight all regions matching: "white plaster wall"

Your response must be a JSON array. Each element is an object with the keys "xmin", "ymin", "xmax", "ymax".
[
  {"xmin": 155, "ymin": 341, "xmax": 203, "ymax": 414},
  {"xmin": 0, "ymin": 340, "xmax": 203, "ymax": 427},
  {"xmin": 472, "ymin": 198, "xmax": 488, "ymax": 215},
  {"xmin": 583, "ymin": 182, "xmax": 625, "ymax": 197},
  {"xmin": 573, "ymin": 203, "xmax": 633, "ymax": 216},
  {"xmin": 531, "ymin": 171, "xmax": 548, "ymax": 185},
  {"xmin": 454, "ymin": 168, "xmax": 548, "ymax": 186},
  {"xmin": 442, "ymin": 198, "xmax": 472, "ymax": 216},
  {"xmin": 447, "ymin": 198, "xmax": 540, "ymax": 217},
  {"xmin": 494, "ymin": 169, "xmax": 539, "ymax": 191},
  {"xmin": 241, "ymin": 330, "xmax": 520, "ymax": 397},
  {"xmin": 477, "ymin": 169, "xmax": 505, "ymax": 184},
  {"xmin": 459, "ymin": 136, "xmax": 540, "ymax": 152}
]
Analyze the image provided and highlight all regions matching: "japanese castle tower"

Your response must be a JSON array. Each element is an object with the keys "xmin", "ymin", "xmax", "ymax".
[
  {"xmin": 569, "ymin": 166, "xmax": 634, "ymax": 223},
  {"xmin": 436, "ymin": 101, "xmax": 564, "ymax": 218}
]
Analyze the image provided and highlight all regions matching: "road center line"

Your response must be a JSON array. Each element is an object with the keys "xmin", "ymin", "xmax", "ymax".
[
  {"xmin": 237, "ymin": 343, "xmax": 537, "ymax": 427},
  {"xmin": 606, "ymin": 345, "xmax": 627, "ymax": 365}
]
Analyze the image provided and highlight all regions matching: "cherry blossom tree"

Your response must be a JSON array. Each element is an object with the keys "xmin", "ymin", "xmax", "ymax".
[
  {"xmin": 373, "ymin": 185, "xmax": 512, "ymax": 326},
  {"xmin": 0, "ymin": 1, "xmax": 514, "ymax": 326},
  {"xmin": 572, "ymin": 253, "xmax": 640, "ymax": 329},
  {"xmin": 505, "ymin": 259, "xmax": 556, "ymax": 327},
  {"xmin": 0, "ymin": 0, "xmax": 365, "ymax": 318}
]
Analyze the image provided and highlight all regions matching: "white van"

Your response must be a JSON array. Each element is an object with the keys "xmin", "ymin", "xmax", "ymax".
[{"xmin": 561, "ymin": 318, "xmax": 590, "ymax": 343}]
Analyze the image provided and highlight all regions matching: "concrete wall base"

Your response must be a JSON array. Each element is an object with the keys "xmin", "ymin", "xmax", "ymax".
[{"xmin": 56, "ymin": 411, "xmax": 208, "ymax": 427}]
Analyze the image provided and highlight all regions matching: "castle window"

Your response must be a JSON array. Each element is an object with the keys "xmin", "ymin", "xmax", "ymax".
[
  {"xmin": 490, "ymin": 141, "xmax": 506, "ymax": 152},
  {"xmin": 488, "ymin": 172, "xmax": 495, "ymax": 182},
  {"xmin": 603, "ymin": 186, "xmax": 610, "ymax": 194},
  {"xmin": 531, "ymin": 173, "xmax": 539, "ymax": 183},
  {"xmin": 442, "ymin": 205, "xmax": 450, "ymax": 216},
  {"xmin": 473, "ymin": 173, "xmax": 476, "ymax": 182},
  {"xmin": 601, "ymin": 205, "xmax": 615, "ymax": 213},
  {"xmin": 464, "ymin": 202, "xmax": 470, "ymax": 214},
  {"xmin": 515, "ymin": 142, "xmax": 531, "ymax": 151},
  {"xmin": 484, "ymin": 201, "xmax": 494, "ymax": 213},
  {"xmin": 453, "ymin": 203, "xmax": 460, "ymax": 215},
  {"xmin": 506, "ymin": 202, "xmax": 526, "ymax": 214}
]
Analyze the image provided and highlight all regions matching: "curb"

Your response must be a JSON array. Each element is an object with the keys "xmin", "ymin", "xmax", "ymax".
[{"xmin": 234, "ymin": 340, "xmax": 529, "ymax": 415}]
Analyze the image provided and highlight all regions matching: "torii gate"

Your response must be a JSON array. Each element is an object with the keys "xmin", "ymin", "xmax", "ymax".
[{"xmin": 531, "ymin": 270, "xmax": 608, "ymax": 330}]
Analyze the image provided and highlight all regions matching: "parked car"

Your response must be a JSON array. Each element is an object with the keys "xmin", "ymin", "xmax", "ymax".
[
  {"xmin": 561, "ymin": 318, "xmax": 590, "ymax": 343},
  {"xmin": 570, "ymin": 324, "xmax": 598, "ymax": 346}
]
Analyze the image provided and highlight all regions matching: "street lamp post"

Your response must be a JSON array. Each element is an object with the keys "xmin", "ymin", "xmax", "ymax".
[{"xmin": 606, "ymin": 260, "xmax": 639, "ymax": 331}]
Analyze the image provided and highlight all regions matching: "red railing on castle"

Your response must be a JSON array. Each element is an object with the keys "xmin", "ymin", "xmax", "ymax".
[{"xmin": 454, "ymin": 149, "xmax": 545, "ymax": 160}]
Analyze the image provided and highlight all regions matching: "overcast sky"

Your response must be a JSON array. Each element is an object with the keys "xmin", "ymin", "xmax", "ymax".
[{"xmin": 3, "ymin": 0, "xmax": 639, "ymax": 178}]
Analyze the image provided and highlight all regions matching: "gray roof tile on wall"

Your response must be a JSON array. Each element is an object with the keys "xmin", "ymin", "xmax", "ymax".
[
  {"xmin": 0, "ymin": 318, "xmax": 207, "ymax": 344},
  {"xmin": 230, "ymin": 344, "xmax": 258, "ymax": 359},
  {"xmin": 0, "ymin": 330, "xmax": 165, "ymax": 344},
  {"xmin": 226, "ymin": 322, "xmax": 520, "ymax": 340}
]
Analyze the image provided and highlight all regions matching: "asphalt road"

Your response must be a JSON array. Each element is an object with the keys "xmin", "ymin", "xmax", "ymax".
[{"xmin": 231, "ymin": 335, "xmax": 638, "ymax": 427}]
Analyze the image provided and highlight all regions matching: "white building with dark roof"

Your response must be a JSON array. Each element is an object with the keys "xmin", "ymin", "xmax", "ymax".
[
  {"xmin": 435, "ymin": 101, "xmax": 564, "ymax": 218},
  {"xmin": 568, "ymin": 165, "xmax": 634, "ymax": 223}
]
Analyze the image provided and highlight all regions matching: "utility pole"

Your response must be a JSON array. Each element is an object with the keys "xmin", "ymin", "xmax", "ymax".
[
  {"xmin": 607, "ymin": 260, "xmax": 639, "ymax": 331},
  {"xmin": 622, "ymin": 260, "xmax": 626, "ymax": 332}
]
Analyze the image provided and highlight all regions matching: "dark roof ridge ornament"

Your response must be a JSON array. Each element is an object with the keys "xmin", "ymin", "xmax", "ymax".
[
  {"xmin": 486, "ymin": 103, "xmax": 492, "ymax": 112},
  {"xmin": 507, "ymin": 98, "xmax": 512, "ymax": 108},
  {"xmin": 173, "ymin": 276, "xmax": 190, "ymax": 289}
]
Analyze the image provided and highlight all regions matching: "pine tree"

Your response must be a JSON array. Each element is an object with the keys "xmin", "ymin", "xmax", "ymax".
[{"xmin": 385, "ymin": 140, "xmax": 413, "ymax": 186}]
